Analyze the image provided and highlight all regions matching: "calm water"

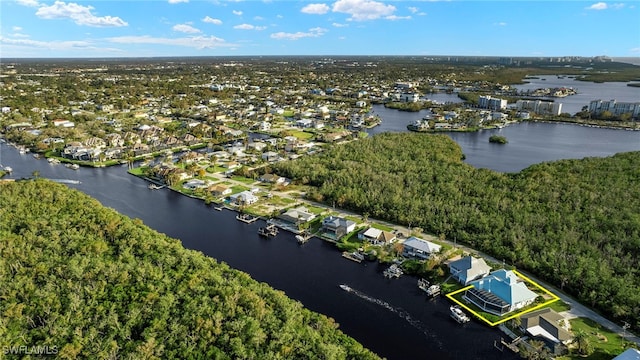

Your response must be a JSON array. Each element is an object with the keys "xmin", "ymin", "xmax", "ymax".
[
  {"xmin": 1, "ymin": 142, "xmax": 516, "ymax": 360},
  {"xmin": 512, "ymin": 75, "xmax": 640, "ymax": 115},
  {"xmin": 368, "ymin": 104, "xmax": 640, "ymax": 172}
]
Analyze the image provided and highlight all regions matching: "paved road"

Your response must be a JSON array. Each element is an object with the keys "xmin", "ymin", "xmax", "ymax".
[{"xmin": 200, "ymin": 172, "xmax": 640, "ymax": 346}]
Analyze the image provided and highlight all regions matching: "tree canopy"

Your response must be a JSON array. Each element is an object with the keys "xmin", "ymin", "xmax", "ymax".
[
  {"xmin": 0, "ymin": 180, "xmax": 379, "ymax": 360},
  {"xmin": 273, "ymin": 132, "xmax": 640, "ymax": 332}
]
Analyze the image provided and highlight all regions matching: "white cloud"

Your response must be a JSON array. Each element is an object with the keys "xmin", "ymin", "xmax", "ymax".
[
  {"xmin": 332, "ymin": 0, "xmax": 396, "ymax": 21},
  {"xmin": 630, "ymin": 47, "xmax": 640, "ymax": 54},
  {"xmin": 173, "ymin": 24, "xmax": 201, "ymax": 33},
  {"xmin": 12, "ymin": 26, "xmax": 24, "ymax": 32},
  {"xmin": 36, "ymin": 1, "xmax": 128, "ymax": 27},
  {"xmin": 408, "ymin": 6, "xmax": 418, "ymax": 13},
  {"xmin": 233, "ymin": 10, "xmax": 243, "ymax": 16},
  {"xmin": 494, "ymin": 22, "xmax": 507, "ymax": 26},
  {"xmin": 168, "ymin": 0, "xmax": 189, "ymax": 3},
  {"xmin": 586, "ymin": 2, "xmax": 608, "ymax": 10},
  {"xmin": 612, "ymin": 3, "xmax": 625, "ymax": 9},
  {"xmin": 332, "ymin": 22, "xmax": 349, "ymax": 27},
  {"xmin": 271, "ymin": 27, "xmax": 327, "ymax": 40},
  {"xmin": 0, "ymin": 36, "xmax": 122, "ymax": 54},
  {"xmin": 108, "ymin": 35, "xmax": 231, "ymax": 50},
  {"xmin": 16, "ymin": 0, "xmax": 40, "ymax": 7},
  {"xmin": 233, "ymin": 23, "xmax": 266, "ymax": 30},
  {"xmin": 385, "ymin": 15, "xmax": 411, "ymax": 20},
  {"xmin": 203, "ymin": 16, "xmax": 223, "ymax": 25},
  {"xmin": 11, "ymin": 33, "xmax": 30, "ymax": 38},
  {"xmin": 301, "ymin": 3, "xmax": 330, "ymax": 14},
  {"xmin": 254, "ymin": 16, "xmax": 264, "ymax": 20}
]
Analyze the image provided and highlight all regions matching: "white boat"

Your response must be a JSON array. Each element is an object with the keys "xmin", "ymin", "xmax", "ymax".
[
  {"xmin": 450, "ymin": 305, "xmax": 470, "ymax": 324},
  {"xmin": 3, "ymin": 166, "xmax": 12, "ymax": 173},
  {"xmin": 296, "ymin": 234, "xmax": 309, "ymax": 244},
  {"xmin": 339, "ymin": 284, "xmax": 351, "ymax": 291},
  {"xmin": 66, "ymin": 163, "xmax": 80, "ymax": 170}
]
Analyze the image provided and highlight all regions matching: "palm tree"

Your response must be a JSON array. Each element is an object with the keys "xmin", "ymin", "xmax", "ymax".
[{"xmin": 573, "ymin": 329, "xmax": 593, "ymax": 356}]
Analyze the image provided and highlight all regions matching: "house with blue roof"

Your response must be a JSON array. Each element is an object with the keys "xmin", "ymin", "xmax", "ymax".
[{"xmin": 464, "ymin": 269, "xmax": 538, "ymax": 315}]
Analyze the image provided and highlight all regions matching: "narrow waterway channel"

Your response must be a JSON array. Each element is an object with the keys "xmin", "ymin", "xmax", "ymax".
[{"xmin": 2, "ymin": 142, "xmax": 517, "ymax": 360}]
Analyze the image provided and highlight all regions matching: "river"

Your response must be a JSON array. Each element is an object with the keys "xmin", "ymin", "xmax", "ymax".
[
  {"xmin": 1, "ymin": 141, "xmax": 517, "ymax": 360},
  {"xmin": 512, "ymin": 75, "xmax": 640, "ymax": 115},
  {"xmin": 368, "ymin": 105, "xmax": 640, "ymax": 173}
]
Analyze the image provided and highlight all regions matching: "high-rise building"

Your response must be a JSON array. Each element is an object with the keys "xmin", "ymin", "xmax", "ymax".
[
  {"xmin": 589, "ymin": 100, "xmax": 640, "ymax": 119},
  {"xmin": 478, "ymin": 95, "xmax": 507, "ymax": 110}
]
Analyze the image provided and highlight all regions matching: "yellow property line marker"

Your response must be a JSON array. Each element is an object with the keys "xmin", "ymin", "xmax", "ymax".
[{"xmin": 444, "ymin": 269, "xmax": 560, "ymax": 326}]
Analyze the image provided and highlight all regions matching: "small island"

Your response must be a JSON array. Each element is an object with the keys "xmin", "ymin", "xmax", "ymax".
[{"xmin": 489, "ymin": 135, "xmax": 508, "ymax": 144}]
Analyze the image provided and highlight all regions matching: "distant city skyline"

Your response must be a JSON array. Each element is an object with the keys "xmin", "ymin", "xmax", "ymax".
[{"xmin": 1, "ymin": 0, "xmax": 639, "ymax": 58}]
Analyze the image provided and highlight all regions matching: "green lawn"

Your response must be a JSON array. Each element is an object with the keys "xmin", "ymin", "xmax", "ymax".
[
  {"xmin": 555, "ymin": 317, "xmax": 631, "ymax": 360},
  {"xmin": 549, "ymin": 299, "xmax": 572, "ymax": 313},
  {"xmin": 231, "ymin": 176, "xmax": 257, "ymax": 185},
  {"xmin": 230, "ymin": 185, "xmax": 251, "ymax": 194},
  {"xmin": 289, "ymin": 130, "xmax": 315, "ymax": 140},
  {"xmin": 371, "ymin": 223, "xmax": 395, "ymax": 232},
  {"xmin": 128, "ymin": 167, "xmax": 145, "ymax": 176}
]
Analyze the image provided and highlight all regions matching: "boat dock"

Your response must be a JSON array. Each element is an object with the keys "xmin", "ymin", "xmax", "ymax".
[
  {"xmin": 342, "ymin": 251, "xmax": 365, "ymax": 263},
  {"xmin": 258, "ymin": 224, "xmax": 278, "ymax": 237},
  {"xmin": 236, "ymin": 213, "xmax": 259, "ymax": 224},
  {"xmin": 418, "ymin": 279, "xmax": 441, "ymax": 297},
  {"xmin": 383, "ymin": 264, "xmax": 403, "ymax": 278},
  {"xmin": 148, "ymin": 183, "xmax": 165, "ymax": 190}
]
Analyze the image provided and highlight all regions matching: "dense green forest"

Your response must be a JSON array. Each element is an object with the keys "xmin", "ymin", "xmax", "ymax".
[
  {"xmin": 271, "ymin": 133, "xmax": 640, "ymax": 332},
  {"xmin": 0, "ymin": 180, "xmax": 379, "ymax": 360}
]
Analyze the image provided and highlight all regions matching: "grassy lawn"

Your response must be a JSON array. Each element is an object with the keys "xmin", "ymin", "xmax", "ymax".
[
  {"xmin": 555, "ymin": 317, "xmax": 631, "ymax": 360},
  {"xmin": 230, "ymin": 185, "xmax": 251, "ymax": 194},
  {"xmin": 207, "ymin": 165, "xmax": 227, "ymax": 173},
  {"xmin": 128, "ymin": 167, "xmax": 145, "ymax": 176},
  {"xmin": 549, "ymin": 299, "xmax": 572, "ymax": 313},
  {"xmin": 304, "ymin": 205, "xmax": 327, "ymax": 215},
  {"xmin": 371, "ymin": 222, "xmax": 395, "ymax": 232},
  {"xmin": 282, "ymin": 110, "xmax": 295, "ymax": 117},
  {"xmin": 231, "ymin": 175, "xmax": 257, "ymax": 185},
  {"xmin": 289, "ymin": 130, "xmax": 315, "ymax": 140}
]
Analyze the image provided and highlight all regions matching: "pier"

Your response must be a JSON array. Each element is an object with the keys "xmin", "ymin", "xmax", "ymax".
[
  {"xmin": 236, "ymin": 213, "xmax": 259, "ymax": 224},
  {"xmin": 383, "ymin": 264, "xmax": 403, "ymax": 279},
  {"xmin": 342, "ymin": 251, "xmax": 365, "ymax": 263},
  {"xmin": 258, "ymin": 224, "xmax": 278, "ymax": 237}
]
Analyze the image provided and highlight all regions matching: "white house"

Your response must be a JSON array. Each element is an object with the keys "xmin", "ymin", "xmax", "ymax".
[
  {"xmin": 230, "ymin": 191, "xmax": 258, "ymax": 205},
  {"xmin": 448, "ymin": 256, "xmax": 491, "ymax": 285},
  {"xmin": 401, "ymin": 236, "xmax": 442, "ymax": 259}
]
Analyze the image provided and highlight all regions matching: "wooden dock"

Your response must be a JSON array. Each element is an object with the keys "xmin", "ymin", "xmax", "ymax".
[
  {"xmin": 342, "ymin": 251, "xmax": 364, "ymax": 263},
  {"xmin": 236, "ymin": 214, "xmax": 259, "ymax": 224}
]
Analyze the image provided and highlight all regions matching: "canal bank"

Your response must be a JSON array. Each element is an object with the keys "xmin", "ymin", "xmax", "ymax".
[{"xmin": 1, "ymin": 141, "xmax": 517, "ymax": 360}]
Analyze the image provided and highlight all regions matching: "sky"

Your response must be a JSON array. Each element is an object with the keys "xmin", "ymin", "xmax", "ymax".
[{"xmin": 1, "ymin": 0, "xmax": 639, "ymax": 58}]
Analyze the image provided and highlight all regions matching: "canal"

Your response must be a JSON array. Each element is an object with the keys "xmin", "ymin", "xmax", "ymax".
[{"xmin": 2, "ymin": 141, "xmax": 517, "ymax": 360}]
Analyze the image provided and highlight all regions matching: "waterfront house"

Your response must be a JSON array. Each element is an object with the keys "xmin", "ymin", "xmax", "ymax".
[
  {"xmin": 519, "ymin": 308, "xmax": 573, "ymax": 355},
  {"xmin": 259, "ymin": 173, "xmax": 285, "ymax": 184},
  {"xmin": 321, "ymin": 216, "xmax": 356, "ymax": 239},
  {"xmin": 401, "ymin": 236, "xmax": 442, "ymax": 260},
  {"xmin": 261, "ymin": 151, "xmax": 280, "ymax": 162},
  {"xmin": 448, "ymin": 256, "xmax": 492, "ymax": 285},
  {"xmin": 358, "ymin": 227, "xmax": 397, "ymax": 245},
  {"xmin": 278, "ymin": 206, "xmax": 317, "ymax": 225},
  {"xmin": 183, "ymin": 179, "xmax": 208, "ymax": 190},
  {"xmin": 230, "ymin": 191, "xmax": 258, "ymax": 206},
  {"xmin": 208, "ymin": 184, "xmax": 232, "ymax": 197},
  {"xmin": 464, "ymin": 269, "xmax": 538, "ymax": 316}
]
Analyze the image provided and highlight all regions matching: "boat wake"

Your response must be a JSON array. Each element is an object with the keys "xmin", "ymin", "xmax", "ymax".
[
  {"xmin": 340, "ymin": 285, "xmax": 444, "ymax": 349},
  {"xmin": 51, "ymin": 179, "xmax": 81, "ymax": 184}
]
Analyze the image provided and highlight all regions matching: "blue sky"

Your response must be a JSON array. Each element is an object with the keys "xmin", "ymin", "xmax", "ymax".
[{"xmin": 1, "ymin": 0, "xmax": 639, "ymax": 58}]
